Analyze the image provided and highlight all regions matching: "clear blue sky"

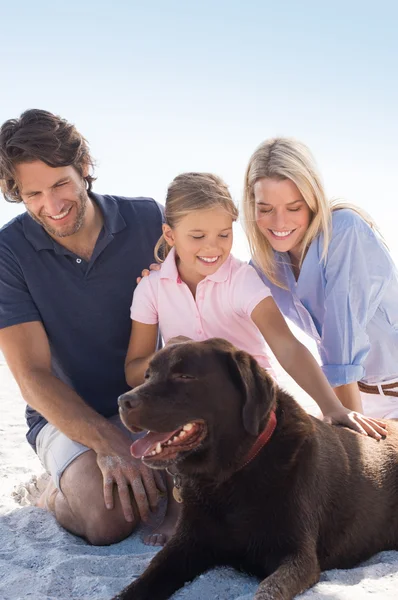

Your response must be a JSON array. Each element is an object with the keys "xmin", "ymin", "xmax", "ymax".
[{"xmin": 1, "ymin": 0, "xmax": 397, "ymax": 260}]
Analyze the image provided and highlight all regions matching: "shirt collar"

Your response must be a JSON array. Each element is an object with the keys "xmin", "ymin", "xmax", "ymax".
[
  {"xmin": 160, "ymin": 247, "xmax": 232, "ymax": 283},
  {"xmin": 22, "ymin": 192, "xmax": 126, "ymax": 252},
  {"xmin": 205, "ymin": 253, "xmax": 232, "ymax": 282},
  {"xmin": 159, "ymin": 247, "xmax": 180, "ymax": 280},
  {"xmin": 275, "ymin": 251, "xmax": 299, "ymax": 291}
]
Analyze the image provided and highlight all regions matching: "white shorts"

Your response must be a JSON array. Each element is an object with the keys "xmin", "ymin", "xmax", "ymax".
[
  {"xmin": 35, "ymin": 414, "xmax": 144, "ymax": 490},
  {"xmin": 359, "ymin": 377, "xmax": 398, "ymax": 420}
]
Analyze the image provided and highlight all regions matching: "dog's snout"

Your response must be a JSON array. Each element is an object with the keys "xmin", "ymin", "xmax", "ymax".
[{"xmin": 118, "ymin": 393, "xmax": 141, "ymax": 411}]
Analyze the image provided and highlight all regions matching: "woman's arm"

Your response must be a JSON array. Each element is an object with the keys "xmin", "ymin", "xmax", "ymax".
[
  {"xmin": 319, "ymin": 213, "xmax": 393, "ymax": 389},
  {"xmin": 125, "ymin": 320, "xmax": 159, "ymax": 388},
  {"xmin": 333, "ymin": 382, "xmax": 363, "ymax": 412},
  {"xmin": 251, "ymin": 297, "xmax": 387, "ymax": 438}
]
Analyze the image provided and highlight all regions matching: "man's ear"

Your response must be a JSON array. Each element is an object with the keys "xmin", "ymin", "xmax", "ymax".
[
  {"xmin": 162, "ymin": 223, "xmax": 175, "ymax": 246},
  {"xmin": 228, "ymin": 349, "xmax": 276, "ymax": 436}
]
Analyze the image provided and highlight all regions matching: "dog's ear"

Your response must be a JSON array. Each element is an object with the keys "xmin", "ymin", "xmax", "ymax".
[{"xmin": 227, "ymin": 349, "xmax": 276, "ymax": 436}]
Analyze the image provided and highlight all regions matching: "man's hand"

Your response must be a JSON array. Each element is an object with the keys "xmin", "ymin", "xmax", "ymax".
[
  {"xmin": 96, "ymin": 440, "xmax": 166, "ymax": 523},
  {"xmin": 323, "ymin": 407, "xmax": 388, "ymax": 440},
  {"xmin": 136, "ymin": 263, "xmax": 160, "ymax": 284}
]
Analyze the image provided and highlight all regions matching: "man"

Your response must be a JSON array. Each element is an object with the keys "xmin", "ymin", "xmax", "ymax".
[{"xmin": 0, "ymin": 109, "xmax": 164, "ymax": 545}]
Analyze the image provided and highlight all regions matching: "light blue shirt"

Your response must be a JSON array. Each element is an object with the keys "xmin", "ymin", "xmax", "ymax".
[{"xmin": 253, "ymin": 209, "xmax": 398, "ymax": 387}]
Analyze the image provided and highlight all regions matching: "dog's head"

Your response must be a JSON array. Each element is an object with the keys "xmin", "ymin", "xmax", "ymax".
[{"xmin": 119, "ymin": 338, "xmax": 276, "ymax": 476}]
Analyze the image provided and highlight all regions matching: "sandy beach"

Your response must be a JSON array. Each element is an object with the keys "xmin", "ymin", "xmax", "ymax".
[{"xmin": 1, "ymin": 354, "xmax": 398, "ymax": 600}]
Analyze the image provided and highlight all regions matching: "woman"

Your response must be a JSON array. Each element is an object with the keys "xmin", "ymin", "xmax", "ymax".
[{"xmin": 243, "ymin": 137, "xmax": 398, "ymax": 418}]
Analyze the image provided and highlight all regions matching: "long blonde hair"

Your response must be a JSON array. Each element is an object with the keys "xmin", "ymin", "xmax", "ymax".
[
  {"xmin": 243, "ymin": 137, "xmax": 379, "ymax": 287},
  {"xmin": 155, "ymin": 172, "xmax": 239, "ymax": 262}
]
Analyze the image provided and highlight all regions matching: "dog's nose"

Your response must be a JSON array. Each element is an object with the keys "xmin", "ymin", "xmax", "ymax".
[{"xmin": 118, "ymin": 393, "xmax": 141, "ymax": 411}]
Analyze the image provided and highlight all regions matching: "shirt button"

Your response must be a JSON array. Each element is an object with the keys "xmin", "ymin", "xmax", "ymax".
[{"xmin": 76, "ymin": 258, "xmax": 82, "ymax": 264}]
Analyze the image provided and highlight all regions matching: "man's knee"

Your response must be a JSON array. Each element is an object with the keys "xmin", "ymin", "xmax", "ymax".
[
  {"xmin": 83, "ymin": 507, "xmax": 137, "ymax": 546},
  {"xmin": 53, "ymin": 485, "xmax": 138, "ymax": 545},
  {"xmin": 57, "ymin": 450, "xmax": 139, "ymax": 545}
]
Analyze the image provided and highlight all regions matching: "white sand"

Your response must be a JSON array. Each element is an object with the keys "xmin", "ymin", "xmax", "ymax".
[{"xmin": 1, "ymin": 355, "xmax": 398, "ymax": 600}]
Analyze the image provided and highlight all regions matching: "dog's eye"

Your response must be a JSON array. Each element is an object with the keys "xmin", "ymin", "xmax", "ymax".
[
  {"xmin": 173, "ymin": 373, "xmax": 196, "ymax": 380},
  {"xmin": 144, "ymin": 370, "xmax": 150, "ymax": 380}
]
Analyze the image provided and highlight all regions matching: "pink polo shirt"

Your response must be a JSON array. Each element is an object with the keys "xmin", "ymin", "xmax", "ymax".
[{"xmin": 131, "ymin": 248, "xmax": 273, "ymax": 370}]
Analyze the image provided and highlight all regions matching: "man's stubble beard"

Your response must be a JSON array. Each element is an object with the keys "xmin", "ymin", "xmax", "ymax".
[{"xmin": 28, "ymin": 188, "xmax": 89, "ymax": 239}]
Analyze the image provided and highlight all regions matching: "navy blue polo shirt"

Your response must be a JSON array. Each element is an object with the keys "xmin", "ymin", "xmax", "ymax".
[{"xmin": 0, "ymin": 193, "xmax": 163, "ymax": 449}]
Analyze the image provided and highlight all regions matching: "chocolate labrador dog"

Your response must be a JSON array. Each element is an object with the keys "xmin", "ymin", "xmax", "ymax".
[{"xmin": 113, "ymin": 338, "xmax": 398, "ymax": 600}]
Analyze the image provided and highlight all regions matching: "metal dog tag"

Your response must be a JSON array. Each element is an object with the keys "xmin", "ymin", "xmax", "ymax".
[{"xmin": 172, "ymin": 485, "xmax": 183, "ymax": 504}]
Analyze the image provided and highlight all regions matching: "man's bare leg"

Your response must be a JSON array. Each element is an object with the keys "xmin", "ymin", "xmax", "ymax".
[
  {"xmin": 35, "ymin": 450, "xmax": 137, "ymax": 545},
  {"xmin": 143, "ymin": 473, "xmax": 180, "ymax": 546}
]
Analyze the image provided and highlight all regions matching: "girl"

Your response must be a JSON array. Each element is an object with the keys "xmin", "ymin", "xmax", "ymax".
[{"xmin": 243, "ymin": 137, "xmax": 398, "ymax": 419}]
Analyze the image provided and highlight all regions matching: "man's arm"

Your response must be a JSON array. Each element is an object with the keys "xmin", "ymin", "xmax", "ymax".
[
  {"xmin": 0, "ymin": 321, "xmax": 164, "ymax": 522},
  {"xmin": 0, "ymin": 321, "xmax": 123, "ymax": 452}
]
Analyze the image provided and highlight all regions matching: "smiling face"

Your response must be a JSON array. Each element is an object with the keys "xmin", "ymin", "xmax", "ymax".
[
  {"xmin": 15, "ymin": 160, "xmax": 90, "ymax": 239},
  {"xmin": 163, "ymin": 206, "xmax": 234, "ymax": 286},
  {"xmin": 119, "ymin": 341, "xmax": 234, "ymax": 473},
  {"xmin": 118, "ymin": 339, "xmax": 272, "ymax": 477},
  {"xmin": 254, "ymin": 178, "xmax": 312, "ymax": 260}
]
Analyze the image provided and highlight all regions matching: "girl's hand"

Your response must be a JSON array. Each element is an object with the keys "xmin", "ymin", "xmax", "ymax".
[
  {"xmin": 166, "ymin": 335, "xmax": 192, "ymax": 346},
  {"xmin": 322, "ymin": 407, "xmax": 388, "ymax": 440},
  {"xmin": 136, "ymin": 263, "xmax": 160, "ymax": 284}
]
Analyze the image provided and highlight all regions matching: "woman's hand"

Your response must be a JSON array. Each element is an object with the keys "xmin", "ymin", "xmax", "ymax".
[
  {"xmin": 136, "ymin": 263, "xmax": 160, "ymax": 284},
  {"xmin": 322, "ymin": 407, "xmax": 388, "ymax": 439}
]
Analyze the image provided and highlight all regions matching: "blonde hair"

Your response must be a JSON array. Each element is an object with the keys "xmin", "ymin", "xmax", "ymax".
[
  {"xmin": 155, "ymin": 172, "xmax": 239, "ymax": 262},
  {"xmin": 243, "ymin": 137, "xmax": 379, "ymax": 287}
]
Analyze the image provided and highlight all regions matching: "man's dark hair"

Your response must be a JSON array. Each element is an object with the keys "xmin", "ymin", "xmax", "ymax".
[{"xmin": 0, "ymin": 109, "xmax": 96, "ymax": 202}]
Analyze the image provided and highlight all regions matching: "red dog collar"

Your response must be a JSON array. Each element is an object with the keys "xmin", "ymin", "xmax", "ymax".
[{"xmin": 238, "ymin": 409, "xmax": 277, "ymax": 471}]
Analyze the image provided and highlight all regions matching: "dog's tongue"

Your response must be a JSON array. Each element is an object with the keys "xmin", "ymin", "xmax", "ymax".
[{"xmin": 130, "ymin": 429, "xmax": 179, "ymax": 459}]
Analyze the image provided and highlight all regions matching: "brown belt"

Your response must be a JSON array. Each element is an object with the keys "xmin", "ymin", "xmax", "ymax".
[{"xmin": 358, "ymin": 381, "xmax": 398, "ymax": 397}]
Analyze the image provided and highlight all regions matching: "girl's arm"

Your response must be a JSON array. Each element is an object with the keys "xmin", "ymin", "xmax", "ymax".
[
  {"xmin": 125, "ymin": 320, "xmax": 159, "ymax": 389},
  {"xmin": 251, "ymin": 297, "xmax": 387, "ymax": 438}
]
